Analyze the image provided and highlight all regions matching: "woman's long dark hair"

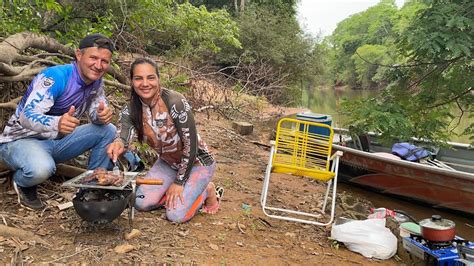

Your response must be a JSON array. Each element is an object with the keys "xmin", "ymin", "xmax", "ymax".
[{"xmin": 129, "ymin": 57, "xmax": 160, "ymax": 143}]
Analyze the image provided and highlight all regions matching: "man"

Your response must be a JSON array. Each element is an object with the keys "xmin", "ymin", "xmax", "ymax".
[{"xmin": 0, "ymin": 33, "xmax": 116, "ymax": 210}]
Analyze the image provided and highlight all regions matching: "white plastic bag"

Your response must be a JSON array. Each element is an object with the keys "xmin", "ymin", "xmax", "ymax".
[{"xmin": 330, "ymin": 218, "xmax": 397, "ymax": 260}]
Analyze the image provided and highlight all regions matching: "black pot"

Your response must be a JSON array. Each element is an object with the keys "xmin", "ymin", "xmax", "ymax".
[{"xmin": 73, "ymin": 189, "xmax": 132, "ymax": 224}]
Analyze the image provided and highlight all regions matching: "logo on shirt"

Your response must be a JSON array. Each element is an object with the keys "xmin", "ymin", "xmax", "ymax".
[
  {"xmin": 171, "ymin": 99, "xmax": 191, "ymax": 124},
  {"xmin": 154, "ymin": 118, "xmax": 166, "ymax": 128},
  {"xmin": 42, "ymin": 77, "xmax": 54, "ymax": 88}
]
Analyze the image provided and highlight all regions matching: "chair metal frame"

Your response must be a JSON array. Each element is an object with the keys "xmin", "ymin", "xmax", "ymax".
[{"xmin": 260, "ymin": 118, "xmax": 343, "ymax": 226}]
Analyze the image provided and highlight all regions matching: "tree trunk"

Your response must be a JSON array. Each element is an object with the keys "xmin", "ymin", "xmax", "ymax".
[
  {"xmin": 240, "ymin": 0, "xmax": 245, "ymax": 12},
  {"xmin": 0, "ymin": 32, "xmax": 74, "ymax": 65}
]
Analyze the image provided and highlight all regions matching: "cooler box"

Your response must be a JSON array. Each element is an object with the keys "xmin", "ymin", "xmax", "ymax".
[{"xmin": 296, "ymin": 112, "xmax": 332, "ymax": 136}]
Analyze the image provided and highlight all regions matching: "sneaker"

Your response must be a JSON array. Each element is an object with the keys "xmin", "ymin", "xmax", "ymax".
[{"xmin": 13, "ymin": 182, "xmax": 44, "ymax": 210}]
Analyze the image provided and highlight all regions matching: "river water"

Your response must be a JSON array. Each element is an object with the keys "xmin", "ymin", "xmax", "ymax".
[
  {"xmin": 303, "ymin": 87, "xmax": 473, "ymax": 240},
  {"xmin": 302, "ymin": 87, "xmax": 472, "ymax": 143}
]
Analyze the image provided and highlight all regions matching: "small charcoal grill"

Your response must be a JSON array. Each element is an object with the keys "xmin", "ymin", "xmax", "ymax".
[
  {"xmin": 73, "ymin": 189, "xmax": 133, "ymax": 224},
  {"xmin": 63, "ymin": 170, "xmax": 163, "ymax": 228},
  {"xmin": 63, "ymin": 170, "xmax": 138, "ymax": 227}
]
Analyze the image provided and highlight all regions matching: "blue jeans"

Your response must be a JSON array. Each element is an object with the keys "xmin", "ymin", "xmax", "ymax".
[{"xmin": 0, "ymin": 123, "xmax": 116, "ymax": 187}]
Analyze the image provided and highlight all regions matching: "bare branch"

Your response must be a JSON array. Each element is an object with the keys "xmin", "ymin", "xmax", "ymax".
[
  {"xmin": 428, "ymin": 87, "xmax": 473, "ymax": 108},
  {"xmin": 0, "ymin": 96, "xmax": 22, "ymax": 110},
  {"xmin": 104, "ymin": 79, "xmax": 131, "ymax": 90},
  {"xmin": 0, "ymin": 66, "xmax": 42, "ymax": 82}
]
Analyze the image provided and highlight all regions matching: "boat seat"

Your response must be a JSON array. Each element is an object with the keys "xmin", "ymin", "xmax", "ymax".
[
  {"xmin": 350, "ymin": 132, "xmax": 371, "ymax": 152},
  {"xmin": 357, "ymin": 134, "xmax": 371, "ymax": 152}
]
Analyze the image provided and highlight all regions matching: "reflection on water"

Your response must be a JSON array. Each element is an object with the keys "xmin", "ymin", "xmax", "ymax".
[{"xmin": 303, "ymin": 88, "xmax": 472, "ymax": 143}]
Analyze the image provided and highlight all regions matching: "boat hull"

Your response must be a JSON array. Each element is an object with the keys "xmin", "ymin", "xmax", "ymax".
[{"xmin": 333, "ymin": 144, "xmax": 474, "ymax": 215}]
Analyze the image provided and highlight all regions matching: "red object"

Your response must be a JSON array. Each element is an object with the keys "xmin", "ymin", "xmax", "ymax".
[{"xmin": 419, "ymin": 215, "xmax": 456, "ymax": 242}]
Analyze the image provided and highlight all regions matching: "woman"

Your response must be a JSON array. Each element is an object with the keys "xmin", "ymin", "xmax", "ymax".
[{"xmin": 107, "ymin": 57, "xmax": 221, "ymax": 223}]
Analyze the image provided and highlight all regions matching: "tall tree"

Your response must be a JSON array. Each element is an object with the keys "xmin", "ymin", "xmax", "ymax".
[
  {"xmin": 330, "ymin": 0, "xmax": 398, "ymax": 88},
  {"xmin": 342, "ymin": 0, "xmax": 474, "ymax": 144}
]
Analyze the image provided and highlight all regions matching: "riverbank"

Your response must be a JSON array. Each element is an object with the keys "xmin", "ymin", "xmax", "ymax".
[{"xmin": 0, "ymin": 95, "xmax": 405, "ymax": 264}]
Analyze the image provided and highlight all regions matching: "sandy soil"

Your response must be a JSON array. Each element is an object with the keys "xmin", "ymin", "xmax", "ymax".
[{"xmin": 0, "ymin": 102, "xmax": 402, "ymax": 265}]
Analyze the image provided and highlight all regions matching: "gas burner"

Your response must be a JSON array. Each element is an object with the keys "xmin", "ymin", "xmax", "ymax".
[
  {"xmin": 403, "ymin": 235, "xmax": 474, "ymax": 265},
  {"xmin": 409, "ymin": 234, "xmax": 471, "ymax": 250},
  {"xmin": 410, "ymin": 234, "xmax": 457, "ymax": 250}
]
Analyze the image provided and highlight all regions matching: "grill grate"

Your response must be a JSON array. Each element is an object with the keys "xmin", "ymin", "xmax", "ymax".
[{"xmin": 62, "ymin": 170, "xmax": 139, "ymax": 190}]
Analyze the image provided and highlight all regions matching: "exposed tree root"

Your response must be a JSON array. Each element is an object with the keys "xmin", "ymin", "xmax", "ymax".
[{"xmin": 0, "ymin": 225, "xmax": 49, "ymax": 246}]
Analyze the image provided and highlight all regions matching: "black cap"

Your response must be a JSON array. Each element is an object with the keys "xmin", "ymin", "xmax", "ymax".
[{"xmin": 78, "ymin": 33, "xmax": 115, "ymax": 52}]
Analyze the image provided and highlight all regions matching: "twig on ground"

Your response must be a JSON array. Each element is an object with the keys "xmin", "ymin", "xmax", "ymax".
[{"xmin": 43, "ymin": 247, "xmax": 91, "ymax": 263}]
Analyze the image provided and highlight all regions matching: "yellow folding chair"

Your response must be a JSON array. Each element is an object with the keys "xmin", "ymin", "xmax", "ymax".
[{"xmin": 260, "ymin": 118, "xmax": 343, "ymax": 225}]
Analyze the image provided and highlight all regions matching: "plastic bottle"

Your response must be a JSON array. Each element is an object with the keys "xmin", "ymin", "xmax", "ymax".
[{"xmin": 394, "ymin": 212, "xmax": 409, "ymax": 223}]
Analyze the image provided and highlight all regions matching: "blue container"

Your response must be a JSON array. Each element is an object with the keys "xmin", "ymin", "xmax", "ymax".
[{"xmin": 296, "ymin": 112, "xmax": 332, "ymax": 136}]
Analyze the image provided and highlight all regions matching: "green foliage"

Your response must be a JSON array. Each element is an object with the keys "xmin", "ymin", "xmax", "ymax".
[
  {"xmin": 341, "ymin": 87, "xmax": 453, "ymax": 144},
  {"xmin": 221, "ymin": 3, "xmax": 326, "ymax": 104},
  {"xmin": 251, "ymin": 0, "xmax": 298, "ymax": 16},
  {"xmin": 340, "ymin": 0, "xmax": 474, "ymax": 144},
  {"xmin": 124, "ymin": 1, "xmax": 240, "ymax": 61},
  {"xmin": 0, "ymin": 0, "xmax": 114, "ymax": 44},
  {"xmin": 397, "ymin": 0, "xmax": 473, "ymax": 61},
  {"xmin": 0, "ymin": 0, "xmax": 59, "ymax": 35},
  {"xmin": 351, "ymin": 44, "xmax": 390, "ymax": 89},
  {"xmin": 1, "ymin": 0, "xmax": 240, "ymax": 62},
  {"xmin": 186, "ymin": 0, "xmax": 298, "ymax": 16},
  {"xmin": 162, "ymin": 73, "xmax": 190, "ymax": 93},
  {"xmin": 171, "ymin": 3, "xmax": 241, "ymax": 57},
  {"xmin": 330, "ymin": 0, "xmax": 398, "ymax": 88}
]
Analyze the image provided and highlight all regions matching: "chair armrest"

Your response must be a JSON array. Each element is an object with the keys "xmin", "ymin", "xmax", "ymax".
[{"xmin": 330, "ymin": 150, "xmax": 343, "ymax": 161}]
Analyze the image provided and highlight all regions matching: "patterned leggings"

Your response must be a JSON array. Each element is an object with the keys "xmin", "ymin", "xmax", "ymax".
[{"xmin": 135, "ymin": 159, "xmax": 216, "ymax": 223}]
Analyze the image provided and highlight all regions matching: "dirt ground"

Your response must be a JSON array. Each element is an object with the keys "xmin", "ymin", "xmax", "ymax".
[{"xmin": 0, "ymin": 103, "xmax": 404, "ymax": 265}]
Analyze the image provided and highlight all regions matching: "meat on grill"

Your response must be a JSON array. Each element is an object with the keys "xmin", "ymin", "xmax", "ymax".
[{"xmin": 82, "ymin": 168, "xmax": 124, "ymax": 186}]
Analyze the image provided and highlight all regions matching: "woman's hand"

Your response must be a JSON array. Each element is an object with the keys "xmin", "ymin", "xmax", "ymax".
[
  {"xmin": 106, "ymin": 140, "xmax": 125, "ymax": 162},
  {"xmin": 166, "ymin": 183, "xmax": 184, "ymax": 209}
]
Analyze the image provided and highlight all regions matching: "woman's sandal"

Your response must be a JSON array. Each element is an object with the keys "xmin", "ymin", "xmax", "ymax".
[{"xmin": 201, "ymin": 185, "xmax": 224, "ymax": 214}]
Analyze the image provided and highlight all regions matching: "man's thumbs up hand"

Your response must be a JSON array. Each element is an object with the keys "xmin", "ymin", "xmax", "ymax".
[
  {"xmin": 67, "ymin": 105, "xmax": 75, "ymax": 116},
  {"xmin": 97, "ymin": 100, "xmax": 112, "ymax": 124},
  {"xmin": 59, "ymin": 106, "xmax": 80, "ymax": 135},
  {"xmin": 98, "ymin": 101, "xmax": 105, "ymax": 112}
]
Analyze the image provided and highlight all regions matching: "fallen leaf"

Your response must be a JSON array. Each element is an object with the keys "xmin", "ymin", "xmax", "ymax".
[
  {"xmin": 209, "ymin": 243, "xmax": 219, "ymax": 251},
  {"xmin": 114, "ymin": 244, "xmax": 135, "ymax": 254},
  {"xmin": 124, "ymin": 229, "xmax": 141, "ymax": 240},
  {"xmin": 177, "ymin": 230, "xmax": 189, "ymax": 237}
]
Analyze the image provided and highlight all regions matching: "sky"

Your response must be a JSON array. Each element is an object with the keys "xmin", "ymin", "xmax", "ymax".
[{"xmin": 297, "ymin": 0, "xmax": 405, "ymax": 37}]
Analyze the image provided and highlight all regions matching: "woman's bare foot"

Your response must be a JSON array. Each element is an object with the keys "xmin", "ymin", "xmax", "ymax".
[
  {"xmin": 204, "ymin": 182, "xmax": 218, "ymax": 208},
  {"xmin": 201, "ymin": 182, "xmax": 223, "ymax": 214}
]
